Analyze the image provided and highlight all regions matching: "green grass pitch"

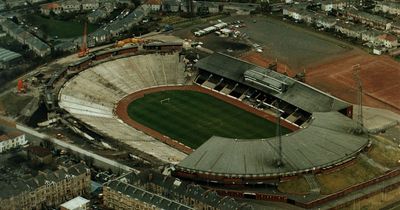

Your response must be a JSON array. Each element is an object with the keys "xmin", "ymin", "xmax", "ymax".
[{"xmin": 127, "ymin": 90, "xmax": 290, "ymax": 149}]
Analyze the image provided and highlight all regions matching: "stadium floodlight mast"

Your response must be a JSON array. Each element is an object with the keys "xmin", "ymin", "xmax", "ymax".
[
  {"xmin": 352, "ymin": 64, "xmax": 364, "ymax": 134},
  {"xmin": 275, "ymin": 99, "xmax": 283, "ymax": 168}
]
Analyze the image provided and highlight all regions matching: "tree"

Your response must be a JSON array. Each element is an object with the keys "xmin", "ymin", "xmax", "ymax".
[
  {"xmin": 42, "ymin": 138, "xmax": 55, "ymax": 151},
  {"xmin": 84, "ymin": 155, "xmax": 94, "ymax": 167}
]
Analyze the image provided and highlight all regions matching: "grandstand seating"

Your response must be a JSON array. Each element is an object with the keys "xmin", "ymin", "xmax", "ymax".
[
  {"xmin": 195, "ymin": 70, "xmax": 311, "ymax": 127},
  {"xmin": 59, "ymin": 53, "xmax": 187, "ymax": 163}
]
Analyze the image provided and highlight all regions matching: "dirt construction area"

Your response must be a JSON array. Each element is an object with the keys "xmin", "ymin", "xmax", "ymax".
[{"xmin": 306, "ymin": 51, "xmax": 400, "ymax": 114}]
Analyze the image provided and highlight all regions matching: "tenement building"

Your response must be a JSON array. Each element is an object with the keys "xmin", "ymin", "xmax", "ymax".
[
  {"xmin": 0, "ymin": 163, "xmax": 90, "ymax": 210},
  {"xmin": 0, "ymin": 131, "xmax": 27, "ymax": 153},
  {"xmin": 103, "ymin": 170, "xmax": 253, "ymax": 210}
]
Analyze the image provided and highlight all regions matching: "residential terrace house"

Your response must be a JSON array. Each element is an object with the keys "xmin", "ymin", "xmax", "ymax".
[
  {"xmin": 320, "ymin": 0, "xmax": 348, "ymax": 12},
  {"xmin": 391, "ymin": 22, "xmax": 400, "ymax": 35},
  {"xmin": 162, "ymin": 0, "xmax": 181, "ymax": 12},
  {"xmin": 377, "ymin": 33, "xmax": 398, "ymax": 48},
  {"xmin": 374, "ymin": 1, "xmax": 400, "ymax": 15},
  {"xmin": 346, "ymin": 9, "xmax": 392, "ymax": 30},
  {"xmin": 41, "ymin": 0, "xmax": 100, "ymax": 15},
  {"xmin": 0, "ymin": 20, "xmax": 51, "ymax": 57},
  {"xmin": 0, "ymin": 131, "xmax": 27, "ymax": 153},
  {"xmin": 315, "ymin": 16, "xmax": 337, "ymax": 29},
  {"xmin": 0, "ymin": 163, "xmax": 90, "ymax": 210},
  {"xmin": 103, "ymin": 171, "xmax": 254, "ymax": 210},
  {"xmin": 335, "ymin": 21, "xmax": 366, "ymax": 39}
]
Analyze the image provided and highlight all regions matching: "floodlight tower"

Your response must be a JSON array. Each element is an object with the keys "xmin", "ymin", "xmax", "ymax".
[
  {"xmin": 353, "ymin": 64, "xmax": 364, "ymax": 134},
  {"xmin": 275, "ymin": 100, "xmax": 283, "ymax": 167}
]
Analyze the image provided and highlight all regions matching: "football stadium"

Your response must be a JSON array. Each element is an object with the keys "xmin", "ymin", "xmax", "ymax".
[{"xmin": 54, "ymin": 42, "xmax": 377, "ymax": 208}]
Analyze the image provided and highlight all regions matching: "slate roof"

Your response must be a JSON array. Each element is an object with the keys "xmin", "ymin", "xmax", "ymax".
[
  {"xmin": 0, "ymin": 48, "xmax": 22, "ymax": 63},
  {"xmin": 105, "ymin": 179, "xmax": 194, "ymax": 210},
  {"xmin": 0, "ymin": 163, "xmax": 88, "ymax": 199},
  {"xmin": 108, "ymin": 171, "xmax": 254, "ymax": 210}
]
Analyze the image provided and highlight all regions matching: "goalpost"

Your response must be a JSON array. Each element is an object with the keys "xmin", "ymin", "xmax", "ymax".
[{"xmin": 160, "ymin": 98, "xmax": 170, "ymax": 104}]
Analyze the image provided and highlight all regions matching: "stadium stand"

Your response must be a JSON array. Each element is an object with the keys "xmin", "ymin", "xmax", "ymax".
[
  {"xmin": 59, "ymin": 53, "xmax": 187, "ymax": 163},
  {"xmin": 193, "ymin": 53, "xmax": 352, "ymax": 127}
]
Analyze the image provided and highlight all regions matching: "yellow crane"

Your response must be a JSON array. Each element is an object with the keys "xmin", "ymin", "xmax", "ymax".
[{"xmin": 115, "ymin": 38, "xmax": 146, "ymax": 48}]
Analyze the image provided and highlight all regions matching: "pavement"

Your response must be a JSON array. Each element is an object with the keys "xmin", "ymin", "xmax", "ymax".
[
  {"xmin": 172, "ymin": 15, "xmax": 351, "ymax": 70},
  {"xmin": 353, "ymin": 106, "xmax": 400, "ymax": 133},
  {"xmin": 15, "ymin": 123, "xmax": 138, "ymax": 174}
]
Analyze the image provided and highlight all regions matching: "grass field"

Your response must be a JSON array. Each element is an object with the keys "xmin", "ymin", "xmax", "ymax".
[
  {"xmin": 27, "ymin": 15, "xmax": 99, "ymax": 39},
  {"xmin": 127, "ymin": 90, "xmax": 290, "ymax": 149}
]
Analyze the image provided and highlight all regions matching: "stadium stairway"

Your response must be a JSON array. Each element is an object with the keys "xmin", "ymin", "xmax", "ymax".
[{"xmin": 304, "ymin": 174, "xmax": 321, "ymax": 196}]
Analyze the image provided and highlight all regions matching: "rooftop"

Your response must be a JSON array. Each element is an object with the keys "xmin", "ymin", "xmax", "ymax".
[
  {"xmin": 26, "ymin": 146, "xmax": 52, "ymax": 157},
  {"xmin": 105, "ymin": 179, "xmax": 194, "ymax": 210},
  {"xmin": 41, "ymin": 2, "xmax": 61, "ymax": 9},
  {"xmin": 378, "ymin": 33, "xmax": 398, "ymax": 42},
  {"xmin": 146, "ymin": 0, "xmax": 163, "ymax": 5},
  {"xmin": 362, "ymin": 29, "xmax": 384, "ymax": 37},
  {"xmin": 60, "ymin": 196, "xmax": 90, "ymax": 209},
  {"xmin": 0, "ymin": 163, "xmax": 88, "ymax": 199},
  {"xmin": 0, "ymin": 131, "xmax": 24, "ymax": 142},
  {"xmin": 347, "ymin": 9, "xmax": 391, "ymax": 24},
  {"xmin": 0, "ymin": 48, "xmax": 21, "ymax": 63},
  {"xmin": 335, "ymin": 21, "xmax": 367, "ymax": 32},
  {"xmin": 108, "ymin": 171, "xmax": 253, "ymax": 209},
  {"xmin": 377, "ymin": 1, "xmax": 400, "ymax": 9}
]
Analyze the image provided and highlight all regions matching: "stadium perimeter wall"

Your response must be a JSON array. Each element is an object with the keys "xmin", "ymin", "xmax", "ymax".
[
  {"xmin": 209, "ymin": 168, "xmax": 400, "ymax": 209},
  {"xmin": 115, "ymin": 85, "xmax": 299, "ymax": 154}
]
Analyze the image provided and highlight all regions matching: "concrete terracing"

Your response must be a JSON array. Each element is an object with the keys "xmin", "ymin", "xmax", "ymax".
[
  {"xmin": 353, "ymin": 106, "xmax": 400, "ymax": 133},
  {"xmin": 59, "ymin": 53, "xmax": 187, "ymax": 163}
]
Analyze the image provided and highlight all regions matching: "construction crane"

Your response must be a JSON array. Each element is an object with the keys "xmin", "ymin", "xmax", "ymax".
[
  {"xmin": 78, "ymin": 22, "xmax": 89, "ymax": 58},
  {"xmin": 17, "ymin": 79, "xmax": 26, "ymax": 93},
  {"xmin": 115, "ymin": 38, "xmax": 146, "ymax": 48}
]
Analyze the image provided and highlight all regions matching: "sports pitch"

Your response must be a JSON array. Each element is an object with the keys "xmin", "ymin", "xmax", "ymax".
[{"xmin": 127, "ymin": 90, "xmax": 290, "ymax": 149}]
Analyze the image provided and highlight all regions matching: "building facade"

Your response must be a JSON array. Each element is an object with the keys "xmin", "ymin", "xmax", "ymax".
[
  {"xmin": 0, "ymin": 20, "xmax": 51, "ymax": 57},
  {"xmin": 335, "ymin": 21, "xmax": 366, "ymax": 39},
  {"xmin": 0, "ymin": 131, "xmax": 27, "ymax": 153},
  {"xmin": 320, "ymin": 0, "xmax": 348, "ymax": 11},
  {"xmin": 346, "ymin": 9, "xmax": 392, "ymax": 30},
  {"xmin": 0, "ymin": 163, "xmax": 91, "ymax": 210},
  {"xmin": 103, "ymin": 181, "xmax": 193, "ymax": 210},
  {"xmin": 103, "ymin": 171, "xmax": 253, "ymax": 210}
]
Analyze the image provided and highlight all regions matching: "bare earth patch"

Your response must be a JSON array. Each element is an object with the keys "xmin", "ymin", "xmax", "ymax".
[
  {"xmin": 316, "ymin": 157, "xmax": 383, "ymax": 195},
  {"xmin": 278, "ymin": 177, "xmax": 310, "ymax": 195},
  {"xmin": 307, "ymin": 53, "xmax": 400, "ymax": 114},
  {"xmin": 0, "ymin": 91, "xmax": 33, "ymax": 116}
]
